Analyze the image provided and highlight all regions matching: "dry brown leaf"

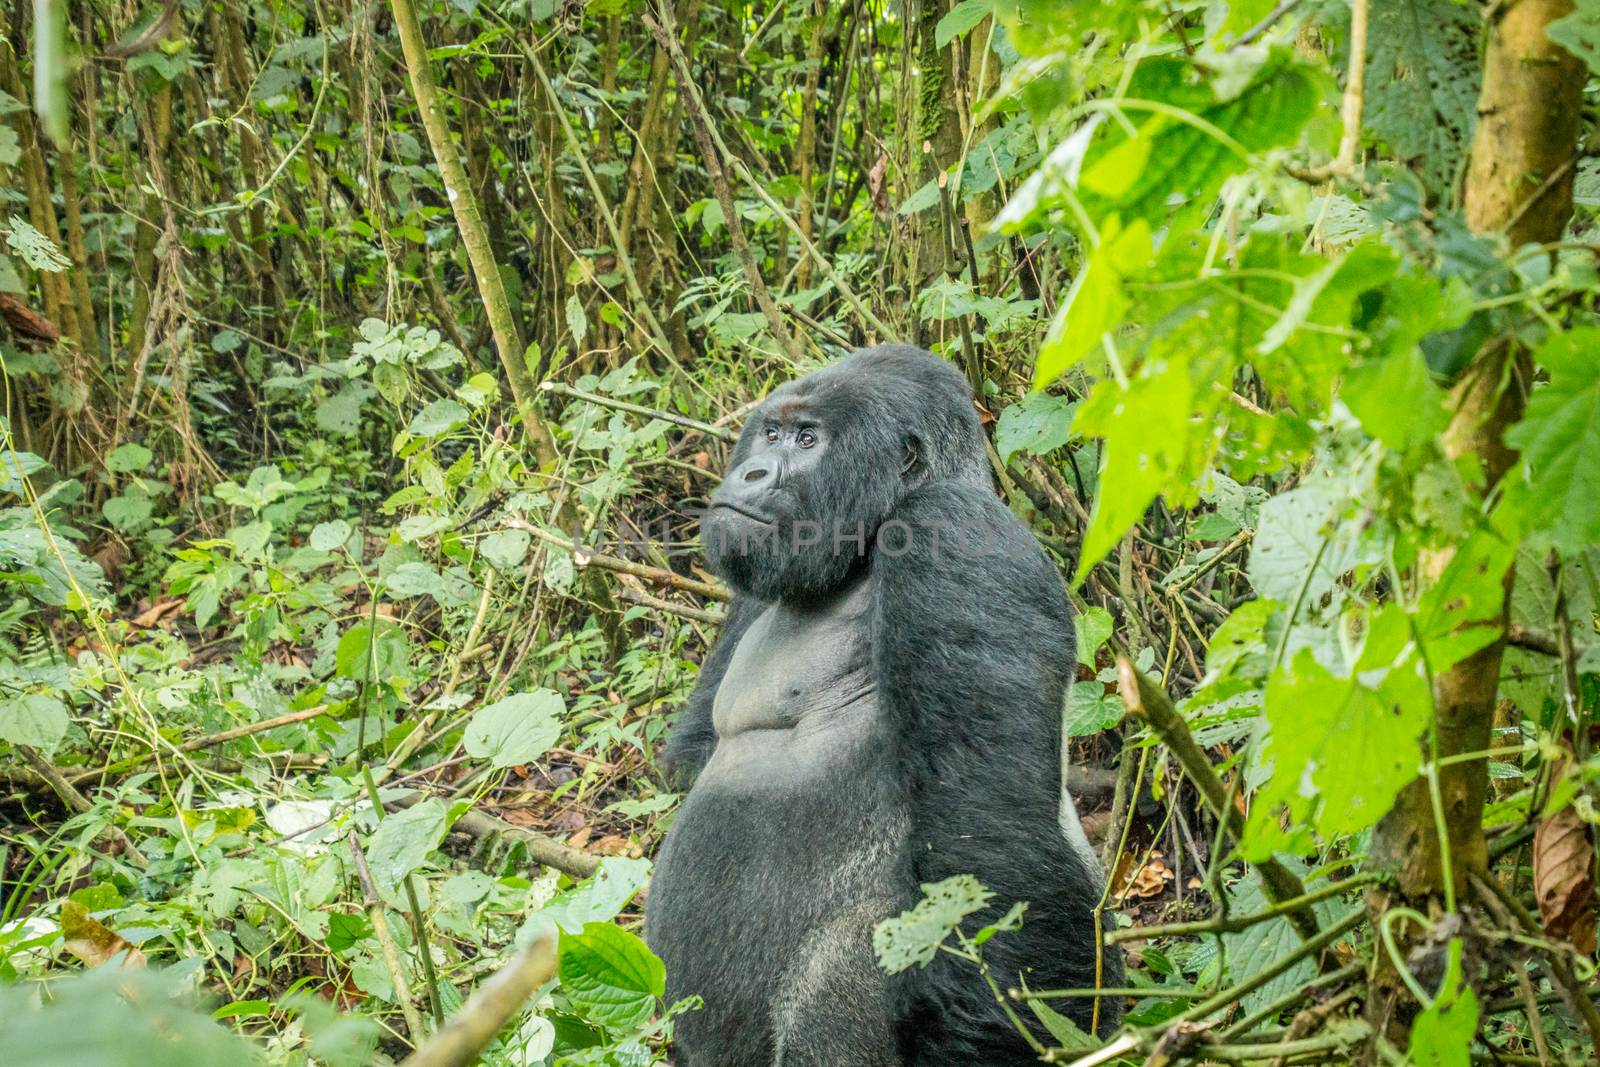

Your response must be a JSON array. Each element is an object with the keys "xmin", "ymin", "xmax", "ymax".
[
  {"xmin": 1534, "ymin": 800, "xmax": 1596, "ymax": 953},
  {"xmin": 131, "ymin": 597, "xmax": 184, "ymax": 628},
  {"xmin": 61, "ymin": 900, "xmax": 147, "ymax": 969}
]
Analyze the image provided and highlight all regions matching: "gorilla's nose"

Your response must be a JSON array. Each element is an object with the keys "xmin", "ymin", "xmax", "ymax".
[{"xmin": 742, "ymin": 465, "xmax": 772, "ymax": 484}]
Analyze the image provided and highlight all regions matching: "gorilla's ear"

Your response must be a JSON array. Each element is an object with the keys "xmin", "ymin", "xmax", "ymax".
[{"xmin": 901, "ymin": 434, "xmax": 925, "ymax": 481}]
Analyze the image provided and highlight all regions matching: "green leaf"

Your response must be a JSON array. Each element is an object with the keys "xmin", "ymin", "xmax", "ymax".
[
  {"xmin": 105, "ymin": 442, "xmax": 153, "ymax": 473},
  {"xmin": 1550, "ymin": 0, "xmax": 1600, "ymax": 74},
  {"xmin": 995, "ymin": 393, "xmax": 1078, "ymax": 464},
  {"xmin": 1409, "ymin": 940, "xmax": 1479, "ymax": 1067},
  {"xmin": 1505, "ymin": 328, "xmax": 1600, "ymax": 554},
  {"xmin": 1074, "ymin": 606, "xmax": 1114, "ymax": 663},
  {"xmin": 1361, "ymin": 0, "xmax": 1480, "ymax": 192},
  {"xmin": 479, "ymin": 529, "xmax": 531, "ymax": 571},
  {"xmin": 0, "ymin": 449, "xmax": 49, "ymax": 494},
  {"xmin": 936, "ymin": 0, "xmax": 992, "ymax": 49},
  {"xmin": 565, "ymin": 294, "xmax": 588, "ymax": 347},
  {"xmin": 1071, "ymin": 357, "xmax": 1195, "ymax": 584},
  {"xmin": 873, "ymin": 875, "xmax": 993, "ymax": 974},
  {"xmin": 1076, "ymin": 54, "xmax": 1324, "ymax": 225},
  {"xmin": 1247, "ymin": 478, "xmax": 1379, "ymax": 606},
  {"xmin": 335, "ymin": 619, "xmax": 410, "ymax": 685},
  {"xmin": 1343, "ymin": 349, "xmax": 1448, "ymax": 452},
  {"xmin": 1064, "ymin": 683, "xmax": 1124, "ymax": 737},
  {"xmin": 463, "ymin": 689, "xmax": 564, "ymax": 769},
  {"xmin": 1243, "ymin": 605, "xmax": 1431, "ymax": 858},
  {"xmin": 1034, "ymin": 217, "xmax": 1151, "ymax": 387},
  {"xmin": 539, "ymin": 857, "xmax": 652, "ymax": 935},
  {"xmin": 384, "ymin": 562, "xmax": 445, "ymax": 600},
  {"xmin": 0, "ymin": 693, "xmax": 70, "ymax": 755},
  {"xmin": 407, "ymin": 398, "xmax": 469, "ymax": 438},
  {"xmin": 1220, "ymin": 864, "xmax": 1350, "ymax": 1012},
  {"xmin": 309, "ymin": 520, "xmax": 353, "ymax": 552},
  {"xmin": 365, "ymin": 800, "xmax": 447, "ymax": 896},
  {"xmin": 4, "ymin": 216, "xmax": 70, "ymax": 271},
  {"xmin": 103, "ymin": 492, "xmax": 153, "ymax": 533},
  {"xmin": 559, "ymin": 922, "xmax": 665, "ymax": 1030}
]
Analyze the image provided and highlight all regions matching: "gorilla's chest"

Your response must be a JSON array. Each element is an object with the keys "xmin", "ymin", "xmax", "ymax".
[{"xmin": 700, "ymin": 578, "xmax": 879, "ymax": 786}]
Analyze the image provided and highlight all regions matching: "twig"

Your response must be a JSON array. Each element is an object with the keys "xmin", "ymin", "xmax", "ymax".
[
  {"xmin": 1106, "ymin": 873, "xmax": 1379, "ymax": 945},
  {"xmin": 644, "ymin": 9, "xmax": 801, "ymax": 360},
  {"xmin": 1116, "ymin": 659, "xmax": 1324, "ymax": 947},
  {"xmin": 541, "ymin": 380, "xmax": 737, "ymax": 442},
  {"xmin": 617, "ymin": 587, "xmax": 726, "ymax": 625},
  {"xmin": 1506, "ymin": 622, "xmax": 1561, "ymax": 657},
  {"xmin": 1168, "ymin": 910, "xmax": 1366, "ymax": 1027},
  {"xmin": 349, "ymin": 830, "xmax": 428, "ymax": 1044},
  {"xmin": 399, "ymin": 934, "xmax": 559, "ymax": 1067},
  {"xmin": 1162, "ymin": 528, "xmax": 1254, "ymax": 597},
  {"xmin": 1219, "ymin": 960, "xmax": 1365, "ymax": 1038},
  {"xmin": 1471, "ymin": 872, "xmax": 1600, "ymax": 1051},
  {"xmin": 504, "ymin": 518, "xmax": 730, "ymax": 601},
  {"xmin": 1234, "ymin": 0, "xmax": 1305, "ymax": 46},
  {"xmin": 65, "ymin": 704, "xmax": 330, "ymax": 787},
  {"xmin": 17, "ymin": 744, "xmax": 149, "ymax": 867}
]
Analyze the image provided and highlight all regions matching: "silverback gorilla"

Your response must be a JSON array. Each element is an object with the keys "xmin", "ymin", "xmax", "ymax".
[{"xmin": 645, "ymin": 345, "xmax": 1118, "ymax": 1065}]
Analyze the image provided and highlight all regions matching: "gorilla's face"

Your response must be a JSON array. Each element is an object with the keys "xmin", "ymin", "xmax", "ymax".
[
  {"xmin": 704, "ymin": 384, "xmax": 897, "ymax": 603},
  {"xmin": 703, "ymin": 347, "xmax": 991, "ymax": 603}
]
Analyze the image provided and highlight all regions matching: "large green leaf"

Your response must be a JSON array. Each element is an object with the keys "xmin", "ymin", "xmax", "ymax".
[
  {"xmin": 364, "ymin": 799, "xmax": 447, "ymax": 896},
  {"xmin": 1505, "ymin": 328, "xmax": 1600, "ymax": 555},
  {"xmin": 1077, "ymin": 53, "xmax": 1324, "ymax": 225},
  {"xmin": 1360, "ymin": 0, "xmax": 1480, "ymax": 193},
  {"xmin": 0, "ymin": 693, "xmax": 70, "ymax": 755},
  {"xmin": 1550, "ymin": 0, "xmax": 1600, "ymax": 74},
  {"xmin": 1071, "ymin": 358, "xmax": 1196, "ymax": 583},
  {"xmin": 463, "ymin": 689, "xmax": 564, "ymax": 770},
  {"xmin": 1409, "ymin": 940, "xmax": 1479, "ymax": 1067},
  {"xmin": 1242, "ymin": 605, "xmax": 1431, "ymax": 859},
  {"xmin": 558, "ymin": 922, "xmax": 665, "ymax": 1030},
  {"xmin": 334, "ymin": 619, "xmax": 410, "ymax": 685}
]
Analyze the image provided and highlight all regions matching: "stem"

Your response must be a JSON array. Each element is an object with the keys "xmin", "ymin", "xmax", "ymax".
[{"xmin": 387, "ymin": 0, "xmax": 554, "ymax": 463}]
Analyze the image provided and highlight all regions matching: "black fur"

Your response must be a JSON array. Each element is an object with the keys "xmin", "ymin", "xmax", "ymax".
[{"xmin": 647, "ymin": 345, "xmax": 1119, "ymax": 1066}]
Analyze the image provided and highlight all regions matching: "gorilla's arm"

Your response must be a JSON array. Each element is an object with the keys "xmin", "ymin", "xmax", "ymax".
[
  {"xmin": 871, "ymin": 481, "xmax": 1106, "ymax": 1012},
  {"xmin": 659, "ymin": 593, "xmax": 768, "ymax": 786}
]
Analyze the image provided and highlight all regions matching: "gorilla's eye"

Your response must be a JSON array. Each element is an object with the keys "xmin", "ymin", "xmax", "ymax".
[
  {"xmin": 764, "ymin": 425, "xmax": 779, "ymax": 443},
  {"xmin": 796, "ymin": 428, "xmax": 818, "ymax": 449}
]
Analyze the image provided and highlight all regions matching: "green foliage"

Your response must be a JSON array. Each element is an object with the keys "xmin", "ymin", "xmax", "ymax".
[
  {"xmin": 1360, "ymin": 0, "xmax": 1481, "ymax": 192},
  {"xmin": 464, "ymin": 689, "xmax": 565, "ymax": 769}
]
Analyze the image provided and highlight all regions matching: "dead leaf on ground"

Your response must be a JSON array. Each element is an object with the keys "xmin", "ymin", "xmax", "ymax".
[
  {"xmin": 61, "ymin": 900, "xmax": 147, "ymax": 969},
  {"xmin": 131, "ymin": 597, "xmax": 184, "ymax": 628}
]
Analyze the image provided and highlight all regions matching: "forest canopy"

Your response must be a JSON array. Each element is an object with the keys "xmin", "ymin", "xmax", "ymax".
[{"xmin": 1, "ymin": 0, "xmax": 1599, "ymax": 1065}]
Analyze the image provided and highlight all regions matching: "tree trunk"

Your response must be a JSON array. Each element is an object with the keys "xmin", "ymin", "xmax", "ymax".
[{"xmin": 1366, "ymin": 0, "xmax": 1584, "ymax": 1040}]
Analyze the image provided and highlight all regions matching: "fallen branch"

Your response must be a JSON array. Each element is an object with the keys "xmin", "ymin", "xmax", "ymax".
[
  {"xmin": 504, "ymin": 518, "xmax": 730, "ymax": 601},
  {"xmin": 400, "ymin": 934, "xmax": 558, "ymax": 1067},
  {"xmin": 65, "ymin": 704, "xmax": 331, "ymax": 787},
  {"xmin": 388, "ymin": 792, "xmax": 600, "ymax": 879},
  {"xmin": 1116, "ymin": 658, "xmax": 1322, "ymax": 946},
  {"xmin": 617, "ymin": 587, "xmax": 726, "ymax": 625},
  {"xmin": 1106, "ymin": 873, "xmax": 1379, "ymax": 945},
  {"xmin": 18, "ymin": 744, "xmax": 149, "ymax": 868}
]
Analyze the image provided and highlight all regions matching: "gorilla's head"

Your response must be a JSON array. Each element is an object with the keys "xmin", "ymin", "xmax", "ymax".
[{"xmin": 703, "ymin": 345, "xmax": 991, "ymax": 603}]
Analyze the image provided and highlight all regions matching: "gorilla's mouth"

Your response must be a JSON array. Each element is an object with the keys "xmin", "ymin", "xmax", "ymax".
[{"xmin": 709, "ymin": 501, "xmax": 774, "ymax": 525}]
